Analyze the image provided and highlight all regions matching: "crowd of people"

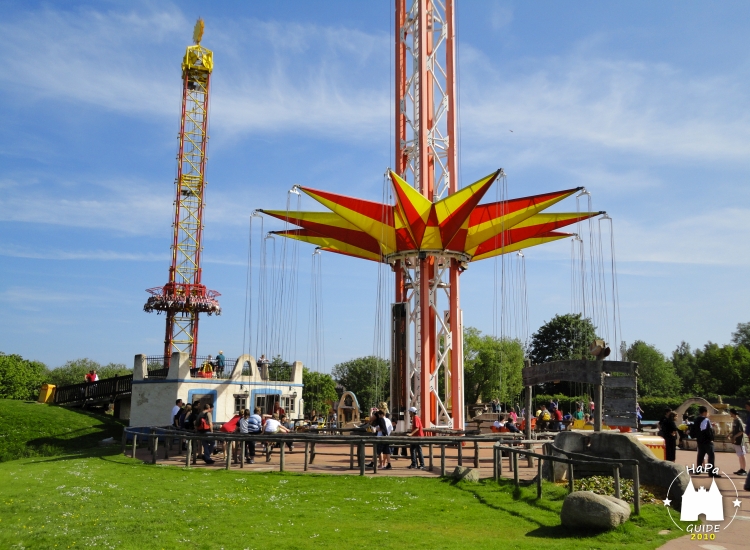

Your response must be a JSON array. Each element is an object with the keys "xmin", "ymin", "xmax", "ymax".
[
  {"xmin": 363, "ymin": 406, "xmax": 426, "ymax": 470},
  {"xmin": 658, "ymin": 400, "xmax": 750, "ymax": 489},
  {"xmin": 169, "ymin": 398, "xmax": 298, "ymax": 464}
]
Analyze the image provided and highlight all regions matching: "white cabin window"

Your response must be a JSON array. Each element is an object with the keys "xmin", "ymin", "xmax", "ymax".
[{"xmin": 234, "ymin": 395, "xmax": 248, "ymax": 415}]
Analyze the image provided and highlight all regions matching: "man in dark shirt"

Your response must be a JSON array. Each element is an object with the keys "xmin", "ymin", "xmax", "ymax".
[{"xmin": 696, "ymin": 406, "xmax": 716, "ymax": 477}]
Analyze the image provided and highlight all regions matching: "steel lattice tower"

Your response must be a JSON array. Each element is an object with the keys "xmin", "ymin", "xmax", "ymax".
[
  {"xmin": 144, "ymin": 20, "xmax": 221, "ymax": 367},
  {"xmin": 392, "ymin": 0, "xmax": 463, "ymax": 429}
]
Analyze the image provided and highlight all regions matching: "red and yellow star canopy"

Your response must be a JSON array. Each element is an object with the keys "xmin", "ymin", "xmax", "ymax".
[{"xmin": 261, "ymin": 171, "xmax": 602, "ymax": 263}]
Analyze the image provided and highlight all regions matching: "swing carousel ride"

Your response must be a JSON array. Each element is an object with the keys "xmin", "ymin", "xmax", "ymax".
[{"xmin": 258, "ymin": 0, "xmax": 608, "ymax": 431}]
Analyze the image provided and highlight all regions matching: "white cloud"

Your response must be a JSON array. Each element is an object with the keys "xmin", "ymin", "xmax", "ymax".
[
  {"xmin": 459, "ymin": 49, "xmax": 750, "ymax": 168},
  {"xmin": 2, "ymin": 4, "xmax": 390, "ymax": 141},
  {"xmin": 0, "ymin": 186, "xmax": 172, "ymax": 235},
  {"xmin": 0, "ymin": 245, "xmax": 165, "ymax": 262},
  {"xmin": 524, "ymin": 207, "xmax": 750, "ymax": 266}
]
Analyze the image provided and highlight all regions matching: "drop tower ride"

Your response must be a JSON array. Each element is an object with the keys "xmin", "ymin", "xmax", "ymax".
[{"xmin": 144, "ymin": 20, "xmax": 221, "ymax": 367}]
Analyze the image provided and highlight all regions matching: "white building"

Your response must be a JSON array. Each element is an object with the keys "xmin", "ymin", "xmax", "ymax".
[{"xmin": 129, "ymin": 352, "xmax": 304, "ymax": 427}]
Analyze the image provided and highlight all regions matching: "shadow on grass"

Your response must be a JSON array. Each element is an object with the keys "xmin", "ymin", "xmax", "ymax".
[
  {"xmin": 18, "ymin": 446, "xmax": 125, "ymax": 465},
  {"xmin": 525, "ymin": 524, "xmax": 604, "ymax": 539}
]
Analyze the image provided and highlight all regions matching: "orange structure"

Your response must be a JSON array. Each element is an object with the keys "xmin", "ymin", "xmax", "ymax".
[{"xmin": 263, "ymin": 2, "xmax": 603, "ymax": 430}]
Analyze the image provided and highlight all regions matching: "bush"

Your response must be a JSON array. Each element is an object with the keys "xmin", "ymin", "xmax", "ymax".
[
  {"xmin": 48, "ymin": 358, "xmax": 131, "ymax": 387},
  {"xmin": 573, "ymin": 476, "xmax": 658, "ymax": 504},
  {"xmin": 638, "ymin": 396, "xmax": 687, "ymax": 421},
  {"xmin": 0, "ymin": 353, "xmax": 49, "ymax": 400}
]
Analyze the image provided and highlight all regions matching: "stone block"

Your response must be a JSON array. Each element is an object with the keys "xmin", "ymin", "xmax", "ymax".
[
  {"xmin": 561, "ymin": 491, "xmax": 631, "ymax": 530},
  {"xmin": 452, "ymin": 466, "xmax": 479, "ymax": 482}
]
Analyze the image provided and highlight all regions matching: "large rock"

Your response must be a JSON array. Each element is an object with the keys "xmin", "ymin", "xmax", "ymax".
[
  {"xmin": 452, "ymin": 466, "xmax": 479, "ymax": 482},
  {"xmin": 561, "ymin": 491, "xmax": 631, "ymax": 530},
  {"xmin": 549, "ymin": 431, "xmax": 688, "ymax": 511}
]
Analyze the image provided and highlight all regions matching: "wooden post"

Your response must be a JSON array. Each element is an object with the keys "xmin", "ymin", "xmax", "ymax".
[
  {"xmin": 349, "ymin": 444, "xmax": 354, "ymax": 470},
  {"xmin": 440, "ymin": 444, "xmax": 446, "ymax": 476},
  {"xmin": 240, "ymin": 442, "xmax": 245, "ymax": 469},
  {"xmin": 226, "ymin": 441, "xmax": 232, "ymax": 470},
  {"xmin": 310, "ymin": 442, "xmax": 316, "ymax": 464},
  {"xmin": 304, "ymin": 442, "xmax": 309, "ymax": 472},
  {"xmin": 613, "ymin": 465, "xmax": 621, "ymax": 499},
  {"xmin": 164, "ymin": 436, "xmax": 170, "ymax": 460},
  {"xmin": 633, "ymin": 464, "xmax": 641, "ymax": 516},
  {"xmin": 372, "ymin": 444, "xmax": 378, "ymax": 474},
  {"xmin": 458, "ymin": 443, "xmax": 463, "ymax": 466},
  {"xmin": 473, "ymin": 441, "xmax": 479, "ymax": 469},
  {"xmin": 513, "ymin": 452, "xmax": 519, "ymax": 487},
  {"xmin": 567, "ymin": 463, "xmax": 574, "ymax": 493},
  {"xmin": 266, "ymin": 442, "xmax": 272, "ymax": 463},
  {"xmin": 121, "ymin": 430, "xmax": 127, "ymax": 454},
  {"xmin": 525, "ymin": 383, "xmax": 534, "ymax": 468},
  {"xmin": 279, "ymin": 443, "xmax": 285, "ymax": 472},
  {"xmin": 493, "ymin": 447, "xmax": 499, "ymax": 482},
  {"xmin": 498, "ymin": 446, "xmax": 503, "ymax": 478},
  {"xmin": 594, "ymin": 383, "xmax": 603, "ymax": 432},
  {"xmin": 132, "ymin": 433, "xmax": 138, "ymax": 459},
  {"xmin": 151, "ymin": 435, "xmax": 158, "ymax": 464},
  {"xmin": 536, "ymin": 457, "xmax": 543, "ymax": 499},
  {"xmin": 359, "ymin": 442, "xmax": 365, "ymax": 476},
  {"xmin": 428, "ymin": 443, "xmax": 433, "ymax": 471},
  {"xmin": 185, "ymin": 439, "xmax": 191, "ymax": 468}
]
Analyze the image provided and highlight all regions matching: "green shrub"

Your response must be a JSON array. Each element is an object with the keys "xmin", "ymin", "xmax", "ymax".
[{"xmin": 638, "ymin": 396, "xmax": 687, "ymax": 420}]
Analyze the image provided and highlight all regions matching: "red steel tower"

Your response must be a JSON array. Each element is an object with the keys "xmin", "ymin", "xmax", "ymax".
[
  {"xmin": 392, "ymin": 0, "xmax": 463, "ymax": 429},
  {"xmin": 144, "ymin": 19, "xmax": 221, "ymax": 366}
]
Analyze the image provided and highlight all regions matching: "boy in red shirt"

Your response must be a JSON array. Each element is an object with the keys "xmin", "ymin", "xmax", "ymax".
[{"xmin": 407, "ymin": 406, "xmax": 425, "ymax": 470}]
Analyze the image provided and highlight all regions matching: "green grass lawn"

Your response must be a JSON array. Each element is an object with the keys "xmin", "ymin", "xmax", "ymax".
[
  {"xmin": 0, "ymin": 399, "xmax": 125, "ymax": 462},
  {"xmin": 0, "ymin": 400, "xmax": 682, "ymax": 549}
]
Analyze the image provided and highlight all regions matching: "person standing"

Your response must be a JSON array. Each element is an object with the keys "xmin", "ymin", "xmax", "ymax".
[
  {"xmin": 696, "ymin": 406, "xmax": 716, "ymax": 476},
  {"xmin": 216, "ymin": 351, "xmax": 226, "ymax": 376},
  {"xmin": 375, "ymin": 410, "xmax": 392, "ymax": 470},
  {"xmin": 171, "ymin": 399, "xmax": 183, "ymax": 425},
  {"xmin": 744, "ymin": 400, "xmax": 750, "ymax": 491},
  {"xmin": 662, "ymin": 411, "xmax": 679, "ymax": 462},
  {"xmin": 729, "ymin": 408, "xmax": 747, "ymax": 475},
  {"xmin": 245, "ymin": 407, "xmax": 263, "ymax": 463},
  {"xmin": 196, "ymin": 403, "xmax": 215, "ymax": 465},
  {"xmin": 407, "ymin": 407, "xmax": 425, "ymax": 470}
]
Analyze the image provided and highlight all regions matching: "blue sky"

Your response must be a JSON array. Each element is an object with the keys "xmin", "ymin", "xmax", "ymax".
[{"xmin": 2, "ymin": 1, "xmax": 749, "ymax": 370}]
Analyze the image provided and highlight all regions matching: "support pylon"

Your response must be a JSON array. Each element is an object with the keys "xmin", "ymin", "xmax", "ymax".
[{"xmin": 393, "ymin": 0, "xmax": 463, "ymax": 430}]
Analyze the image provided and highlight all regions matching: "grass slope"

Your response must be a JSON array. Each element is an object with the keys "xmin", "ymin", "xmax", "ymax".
[
  {"xmin": 0, "ymin": 451, "xmax": 682, "ymax": 550},
  {"xmin": 0, "ymin": 399, "xmax": 124, "ymax": 462}
]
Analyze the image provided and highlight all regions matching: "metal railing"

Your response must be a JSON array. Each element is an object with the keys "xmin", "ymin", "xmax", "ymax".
[
  {"xmin": 122, "ymin": 426, "xmax": 545, "ymax": 482},
  {"xmin": 144, "ymin": 355, "xmax": 239, "ymax": 379},
  {"xmin": 54, "ymin": 375, "xmax": 133, "ymax": 406},
  {"xmin": 492, "ymin": 442, "xmax": 641, "ymax": 515}
]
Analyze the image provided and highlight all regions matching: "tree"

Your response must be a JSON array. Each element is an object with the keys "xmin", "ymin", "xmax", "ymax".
[
  {"xmin": 48, "ymin": 358, "xmax": 130, "ymax": 387},
  {"xmin": 670, "ymin": 341, "xmax": 697, "ymax": 394},
  {"xmin": 463, "ymin": 328, "xmax": 524, "ymax": 406},
  {"xmin": 693, "ymin": 342, "xmax": 750, "ymax": 398},
  {"xmin": 0, "ymin": 352, "xmax": 49, "ymax": 400},
  {"xmin": 331, "ymin": 356, "xmax": 389, "ymax": 412},
  {"xmin": 266, "ymin": 356, "xmax": 294, "ymax": 381},
  {"xmin": 529, "ymin": 313, "xmax": 598, "ymax": 365},
  {"xmin": 302, "ymin": 368, "xmax": 338, "ymax": 415},
  {"xmin": 626, "ymin": 341, "xmax": 681, "ymax": 397},
  {"xmin": 731, "ymin": 322, "xmax": 750, "ymax": 350}
]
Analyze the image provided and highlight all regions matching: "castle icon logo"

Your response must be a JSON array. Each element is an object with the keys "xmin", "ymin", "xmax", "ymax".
[
  {"xmin": 680, "ymin": 477, "xmax": 724, "ymax": 522},
  {"xmin": 664, "ymin": 463, "xmax": 743, "ymax": 538}
]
